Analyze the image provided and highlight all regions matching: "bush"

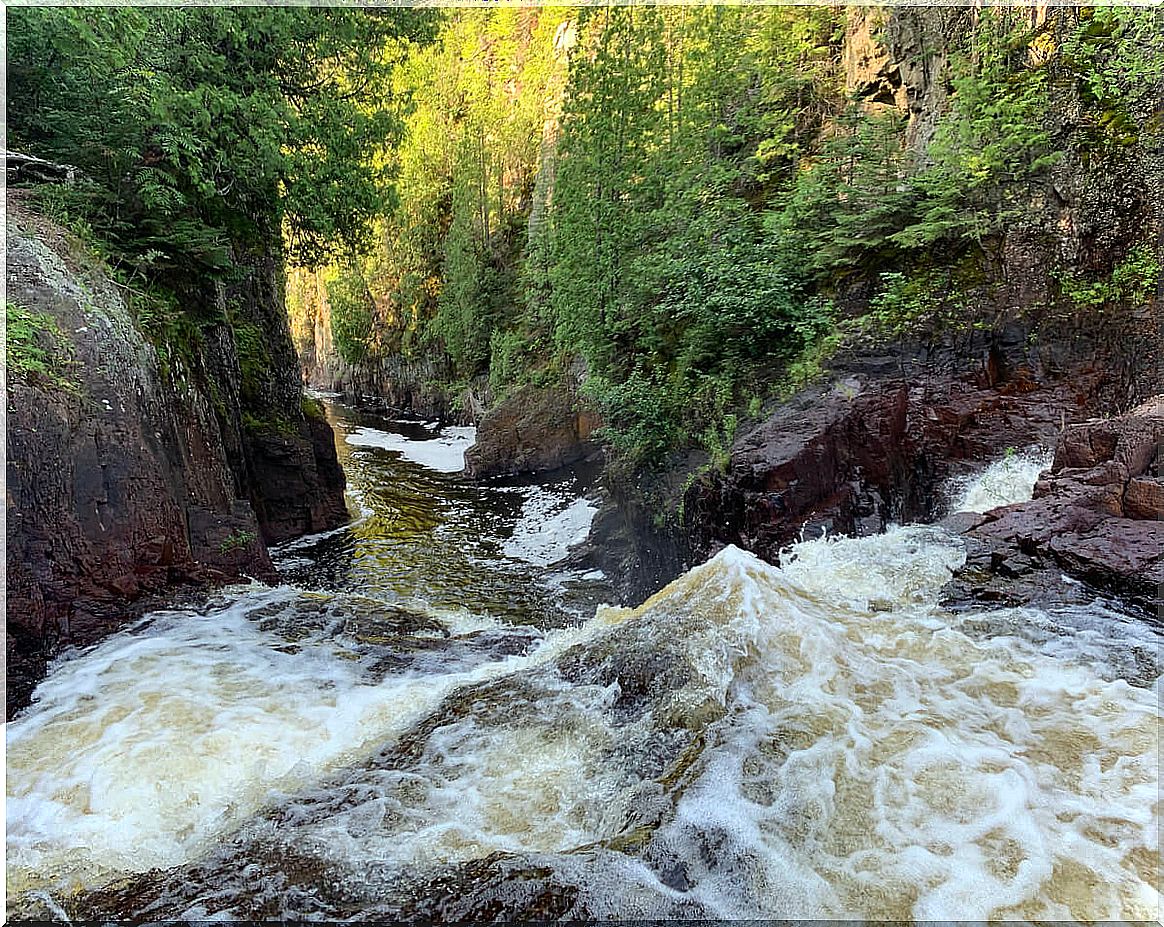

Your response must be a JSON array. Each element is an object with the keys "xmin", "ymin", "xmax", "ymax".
[
  {"xmin": 1056, "ymin": 244, "xmax": 1159, "ymax": 311},
  {"xmin": 5, "ymin": 302, "xmax": 79, "ymax": 392}
]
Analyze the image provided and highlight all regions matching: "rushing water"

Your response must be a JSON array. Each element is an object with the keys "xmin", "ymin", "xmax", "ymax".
[
  {"xmin": 947, "ymin": 447, "xmax": 1055, "ymax": 515},
  {"xmin": 6, "ymin": 401, "xmax": 1161, "ymax": 921}
]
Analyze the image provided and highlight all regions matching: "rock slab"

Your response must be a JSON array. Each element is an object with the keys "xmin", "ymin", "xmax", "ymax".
[{"xmin": 465, "ymin": 385, "xmax": 600, "ymax": 479}]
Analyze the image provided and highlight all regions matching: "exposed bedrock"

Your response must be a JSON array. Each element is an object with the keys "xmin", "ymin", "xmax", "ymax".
[
  {"xmin": 5, "ymin": 202, "xmax": 348, "ymax": 717},
  {"xmin": 948, "ymin": 398, "xmax": 1162, "ymax": 611},
  {"xmin": 684, "ymin": 367, "xmax": 1097, "ymax": 567},
  {"xmin": 465, "ymin": 384, "xmax": 601, "ymax": 480},
  {"xmin": 678, "ymin": 305, "xmax": 1158, "ymax": 613}
]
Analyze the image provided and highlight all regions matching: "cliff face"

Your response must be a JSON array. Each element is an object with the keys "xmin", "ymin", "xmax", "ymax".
[
  {"xmin": 288, "ymin": 267, "xmax": 465, "ymax": 420},
  {"xmin": 5, "ymin": 202, "xmax": 348, "ymax": 716},
  {"xmin": 595, "ymin": 8, "xmax": 1161, "ymax": 606},
  {"xmin": 843, "ymin": 7, "xmax": 1161, "ymax": 407}
]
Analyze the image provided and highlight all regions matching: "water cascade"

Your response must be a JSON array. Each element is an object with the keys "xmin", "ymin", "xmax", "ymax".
[{"xmin": 7, "ymin": 403, "xmax": 1158, "ymax": 921}]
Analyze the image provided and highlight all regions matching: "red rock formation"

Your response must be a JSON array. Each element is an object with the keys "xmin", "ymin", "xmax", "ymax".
[
  {"xmin": 684, "ymin": 370, "xmax": 1098, "ymax": 566},
  {"xmin": 963, "ymin": 398, "xmax": 1162, "ymax": 605},
  {"xmin": 464, "ymin": 385, "xmax": 600, "ymax": 479},
  {"xmin": 5, "ymin": 202, "xmax": 347, "ymax": 716}
]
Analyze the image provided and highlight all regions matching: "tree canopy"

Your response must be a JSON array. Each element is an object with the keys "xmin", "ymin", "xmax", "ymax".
[{"xmin": 8, "ymin": 7, "xmax": 434, "ymax": 280}]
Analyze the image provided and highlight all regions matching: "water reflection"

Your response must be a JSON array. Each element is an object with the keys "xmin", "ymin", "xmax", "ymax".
[{"xmin": 274, "ymin": 399, "xmax": 608, "ymax": 627}]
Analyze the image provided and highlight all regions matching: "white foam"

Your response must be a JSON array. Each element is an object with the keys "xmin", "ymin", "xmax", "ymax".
[
  {"xmin": 8, "ymin": 526, "xmax": 1159, "ymax": 921},
  {"xmin": 950, "ymin": 448, "xmax": 1053, "ymax": 514},
  {"xmin": 344, "ymin": 425, "xmax": 476, "ymax": 473},
  {"xmin": 503, "ymin": 487, "xmax": 597, "ymax": 566},
  {"xmin": 4, "ymin": 585, "xmax": 602, "ymax": 895},
  {"xmin": 623, "ymin": 536, "xmax": 1160, "ymax": 921}
]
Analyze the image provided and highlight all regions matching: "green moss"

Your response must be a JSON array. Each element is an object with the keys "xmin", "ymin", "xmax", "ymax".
[
  {"xmin": 232, "ymin": 319, "xmax": 270, "ymax": 405},
  {"xmin": 301, "ymin": 395, "xmax": 326, "ymax": 422},
  {"xmin": 242, "ymin": 410, "xmax": 298, "ymax": 437},
  {"xmin": 5, "ymin": 301, "xmax": 81, "ymax": 393}
]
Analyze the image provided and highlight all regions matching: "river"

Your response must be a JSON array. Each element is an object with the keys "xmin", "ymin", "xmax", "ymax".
[{"xmin": 6, "ymin": 399, "xmax": 1161, "ymax": 921}]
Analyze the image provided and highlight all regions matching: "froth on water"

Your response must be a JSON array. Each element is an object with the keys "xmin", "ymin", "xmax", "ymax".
[{"xmin": 7, "ymin": 527, "xmax": 1159, "ymax": 921}]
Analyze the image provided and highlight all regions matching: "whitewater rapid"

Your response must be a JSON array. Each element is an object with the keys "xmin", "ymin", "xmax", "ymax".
[
  {"xmin": 6, "ymin": 421, "xmax": 1160, "ymax": 921},
  {"xmin": 948, "ymin": 447, "xmax": 1054, "ymax": 514}
]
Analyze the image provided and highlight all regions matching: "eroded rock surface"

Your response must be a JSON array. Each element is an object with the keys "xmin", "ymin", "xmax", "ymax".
[
  {"xmin": 465, "ymin": 385, "xmax": 600, "ymax": 479},
  {"xmin": 951, "ymin": 398, "xmax": 1162, "ymax": 609},
  {"xmin": 685, "ymin": 370, "xmax": 1097, "ymax": 567},
  {"xmin": 5, "ymin": 203, "xmax": 347, "ymax": 716}
]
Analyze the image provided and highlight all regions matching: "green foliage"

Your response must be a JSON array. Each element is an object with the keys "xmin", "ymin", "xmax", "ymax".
[
  {"xmin": 1060, "ymin": 8, "xmax": 1164, "ymax": 148},
  {"xmin": 5, "ymin": 302, "xmax": 80, "ymax": 393},
  {"xmin": 10, "ymin": 6, "xmax": 436, "ymax": 432},
  {"xmin": 865, "ymin": 270, "xmax": 982, "ymax": 337},
  {"xmin": 241, "ymin": 410, "xmax": 298, "ymax": 436},
  {"xmin": 232, "ymin": 319, "xmax": 269, "ymax": 405},
  {"xmin": 326, "ymin": 267, "xmax": 377, "ymax": 366},
  {"xmin": 488, "ymin": 327, "xmax": 553, "ymax": 400},
  {"xmin": 29, "ymin": 184, "xmax": 109, "ymax": 262},
  {"xmin": 9, "ymin": 8, "xmax": 432, "ymax": 281},
  {"xmin": 1056, "ymin": 244, "xmax": 1160, "ymax": 311},
  {"xmin": 218, "ymin": 529, "xmax": 258, "ymax": 554},
  {"xmin": 301, "ymin": 395, "xmax": 327, "ymax": 422},
  {"xmin": 700, "ymin": 413, "xmax": 737, "ymax": 474},
  {"xmin": 286, "ymin": 10, "xmax": 571, "ymax": 377},
  {"xmin": 544, "ymin": 7, "xmax": 846, "ymax": 461},
  {"xmin": 581, "ymin": 369, "xmax": 689, "ymax": 465},
  {"xmin": 898, "ymin": 14, "xmax": 1059, "ymax": 249},
  {"xmin": 281, "ymin": 8, "xmax": 1164, "ymax": 467},
  {"xmin": 777, "ymin": 11, "xmax": 1063, "ymax": 281},
  {"xmin": 779, "ymin": 329, "xmax": 847, "ymax": 398}
]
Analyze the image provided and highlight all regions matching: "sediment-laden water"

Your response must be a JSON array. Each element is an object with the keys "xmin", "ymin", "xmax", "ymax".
[{"xmin": 6, "ymin": 400, "xmax": 1160, "ymax": 921}]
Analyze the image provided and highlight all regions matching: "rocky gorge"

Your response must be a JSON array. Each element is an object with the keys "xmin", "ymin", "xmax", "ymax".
[
  {"xmin": 5, "ymin": 197, "xmax": 348, "ymax": 717},
  {"xmin": 281, "ymin": 4, "xmax": 1160, "ymax": 618}
]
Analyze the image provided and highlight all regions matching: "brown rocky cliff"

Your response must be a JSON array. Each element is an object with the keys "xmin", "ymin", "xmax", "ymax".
[
  {"xmin": 5, "ymin": 203, "xmax": 347, "ymax": 717},
  {"xmin": 464, "ymin": 385, "xmax": 600, "ymax": 479}
]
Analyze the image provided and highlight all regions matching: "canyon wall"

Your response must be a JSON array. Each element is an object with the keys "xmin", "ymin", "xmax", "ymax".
[{"xmin": 5, "ymin": 201, "xmax": 348, "ymax": 716}]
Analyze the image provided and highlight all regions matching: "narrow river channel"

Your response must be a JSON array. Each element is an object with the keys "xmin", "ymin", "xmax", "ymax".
[{"xmin": 7, "ymin": 399, "xmax": 1161, "ymax": 921}]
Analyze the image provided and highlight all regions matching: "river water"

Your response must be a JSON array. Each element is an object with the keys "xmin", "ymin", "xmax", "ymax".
[{"xmin": 6, "ymin": 400, "xmax": 1161, "ymax": 921}]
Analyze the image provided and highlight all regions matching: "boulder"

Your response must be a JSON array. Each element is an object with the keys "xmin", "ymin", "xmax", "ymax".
[
  {"xmin": 464, "ymin": 385, "xmax": 600, "ymax": 479},
  {"xmin": 953, "ymin": 397, "xmax": 1163, "ymax": 609}
]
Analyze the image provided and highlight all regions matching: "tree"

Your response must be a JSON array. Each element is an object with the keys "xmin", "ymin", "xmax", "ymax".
[{"xmin": 7, "ymin": 8, "xmax": 433, "ymax": 282}]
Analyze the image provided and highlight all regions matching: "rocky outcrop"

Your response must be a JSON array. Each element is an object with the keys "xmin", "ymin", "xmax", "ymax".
[
  {"xmin": 684, "ymin": 363, "xmax": 1100, "ymax": 567},
  {"xmin": 950, "ymin": 398, "xmax": 1162, "ymax": 609},
  {"xmin": 465, "ymin": 385, "xmax": 600, "ymax": 479},
  {"xmin": 5, "ymin": 202, "xmax": 348, "ymax": 717}
]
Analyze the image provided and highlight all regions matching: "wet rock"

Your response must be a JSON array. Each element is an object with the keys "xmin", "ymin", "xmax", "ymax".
[
  {"xmin": 246, "ymin": 416, "xmax": 347, "ymax": 543},
  {"xmin": 5, "ymin": 199, "xmax": 347, "ymax": 717},
  {"xmin": 465, "ymin": 385, "xmax": 601, "ymax": 479},
  {"xmin": 1124, "ymin": 476, "xmax": 1164, "ymax": 519},
  {"xmin": 685, "ymin": 371, "xmax": 1092, "ymax": 567},
  {"xmin": 952, "ymin": 398, "xmax": 1163, "ymax": 609}
]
